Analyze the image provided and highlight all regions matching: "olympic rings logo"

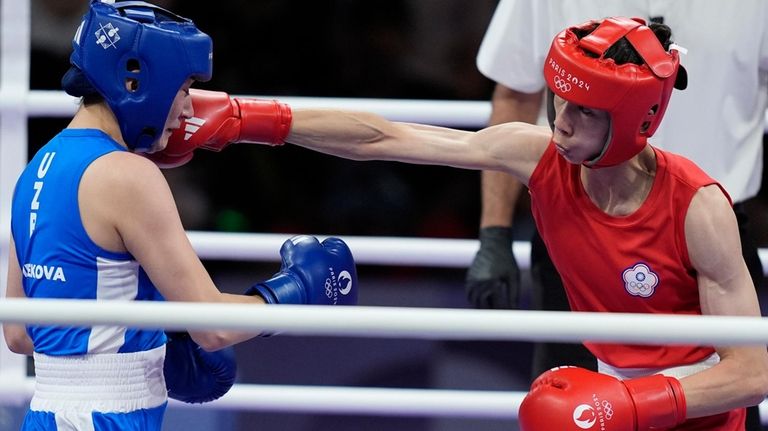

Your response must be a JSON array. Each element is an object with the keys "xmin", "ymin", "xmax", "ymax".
[
  {"xmin": 601, "ymin": 400, "xmax": 614, "ymax": 420},
  {"xmin": 623, "ymin": 263, "xmax": 659, "ymax": 298},
  {"xmin": 324, "ymin": 278, "xmax": 333, "ymax": 298},
  {"xmin": 553, "ymin": 76, "xmax": 572, "ymax": 92}
]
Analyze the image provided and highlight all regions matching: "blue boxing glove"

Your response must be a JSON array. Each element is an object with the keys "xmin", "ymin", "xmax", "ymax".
[
  {"xmin": 247, "ymin": 235, "xmax": 357, "ymax": 305},
  {"xmin": 163, "ymin": 332, "xmax": 237, "ymax": 404}
]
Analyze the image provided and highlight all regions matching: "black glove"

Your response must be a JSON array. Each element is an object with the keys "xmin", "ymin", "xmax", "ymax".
[{"xmin": 465, "ymin": 226, "xmax": 520, "ymax": 309}]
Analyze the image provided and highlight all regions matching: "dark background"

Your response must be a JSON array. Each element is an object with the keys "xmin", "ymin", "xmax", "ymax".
[
  {"xmin": 13, "ymin": 1, "xmax": 768, "ymax": 430},
  {"xmin": 29, "ymin": 0, "xmax": 497, "ymax": 240}
]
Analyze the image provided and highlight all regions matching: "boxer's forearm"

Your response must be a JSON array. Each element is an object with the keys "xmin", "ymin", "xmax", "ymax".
[
  {"xmin": 680, "ymin": 346, "xmax": 768, "ymax": 418},
  {"xmin": 287, "ymin": 109, "xmax": 403, "ymax": 160},
  {"xmin": 3, "ymin": 323, "xmax": 33, "ymax": 355},
  {"xmin": 287, "ymin": 108, "xmax": 495, "ymax": 171}
]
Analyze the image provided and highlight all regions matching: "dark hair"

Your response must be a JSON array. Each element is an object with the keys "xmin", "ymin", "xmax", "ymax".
[
  {"xmin": 573, "ymin": 22, "xmax": 673, "ymax": 65},
  {"xmin": 61, "ymin": 66, "xmax": 104, "ymax": 105}
]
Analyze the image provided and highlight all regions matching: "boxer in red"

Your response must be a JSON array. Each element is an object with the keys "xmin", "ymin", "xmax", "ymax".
[{"xmin": 151, "ymin": 16, "xmax": 768, "ymax": 430}]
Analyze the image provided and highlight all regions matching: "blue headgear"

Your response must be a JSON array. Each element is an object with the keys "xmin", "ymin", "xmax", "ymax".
[{"xmin": 63, "ymin": 1, "xmax": 212, "ymax": 151}]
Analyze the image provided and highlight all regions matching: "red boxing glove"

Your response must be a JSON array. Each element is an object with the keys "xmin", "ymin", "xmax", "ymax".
[
  {"xmin": 519, "ymin": 366, "xmax": 686, "ymax": 431},
  {"xmin": 144, "ymin": 150, "xmax": 194, "ymax": 169},
  {"xmin": 147, "ymin": 89, "xmax": 292, "ymax": 168}
]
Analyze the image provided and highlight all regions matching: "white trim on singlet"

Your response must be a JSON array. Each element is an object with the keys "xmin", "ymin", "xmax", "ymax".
[{"xmin": 86, "ymin": 257, "xmax": 140, "ymax": 354}]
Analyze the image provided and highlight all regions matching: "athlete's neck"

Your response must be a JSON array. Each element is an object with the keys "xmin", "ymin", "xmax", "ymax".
[
  {"xmin": 67, "ymin": 101, "xmax": 128, "ymax": 149},
  {"xmin": 580, "ymin": 145, "xmax": 657, "ymax": 216}
]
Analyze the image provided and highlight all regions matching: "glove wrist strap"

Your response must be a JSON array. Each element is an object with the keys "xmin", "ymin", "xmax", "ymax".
[
  {"xmin": 246, "ymin": 273, "xmax": 305, "ymax": 304},
  {"xmin": 624, "ymin": 375, "xmax": 687, "ymax": 429},
  {"xmin": 236, "ymin": 98, "xmax": 293, "ymax": 145}
]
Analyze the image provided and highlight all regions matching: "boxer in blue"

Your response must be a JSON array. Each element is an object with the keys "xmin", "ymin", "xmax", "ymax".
[{"xmin": 3, "ymin": 2, "xmax": 357, "ymax": 429}]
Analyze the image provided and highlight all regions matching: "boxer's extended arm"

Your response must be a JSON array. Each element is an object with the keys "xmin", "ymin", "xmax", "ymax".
[
  {"xmin": 288, "ymin": 108, "xmax": 550, "ymax": 185},
  {"xmin": 680, "ymin": 185, "xmax": 768, "ymax": 417},
  {"xmin": 3, "ymin": 237, "xmax": 34, "ymax": 355},
  {"xmin": 153, "ymin": 89, "xmax": 551, "ymax": 184}
]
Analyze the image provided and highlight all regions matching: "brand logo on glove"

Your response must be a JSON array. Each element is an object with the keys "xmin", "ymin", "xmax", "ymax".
[
  {"xmin": 572, "ymin": 394, "xmax": 614, "ymax": 430},
  {"xmin": 183, "ymin": 117, "xmax": 206, "ymax": 141},
  {"xmin": 622, "ymin": 262, "xmax": 659, "ymax": 298},
  {"xmin": 325, "ymin": 267, "xmax": 354, "ymax": 304},
  {"xmin": 338, "ymin": 271, "xmax": 353, "ymax": 295},
  {"xmin": 573, "ymin": 404, "xmax": 596, "ymax": 429}
]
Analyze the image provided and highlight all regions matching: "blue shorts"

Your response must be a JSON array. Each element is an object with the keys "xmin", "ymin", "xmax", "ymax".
[{"xmin": 21, "ymin": 403, "xmax": 167, "ymax": 431}]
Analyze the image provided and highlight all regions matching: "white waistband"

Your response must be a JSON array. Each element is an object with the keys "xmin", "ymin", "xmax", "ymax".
[
  {"xmin": 598, "ymin": 353, "xmax": 720, "ymax": 380},
  {"xmin": 31, "ymin": 345, "xmax": 167, "ymax": 414}
]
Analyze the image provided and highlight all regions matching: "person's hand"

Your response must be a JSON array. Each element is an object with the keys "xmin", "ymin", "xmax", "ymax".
[
  {"xmin": 163, "ymin": 332, "xmax": 237, "ymax": 404},
  {"xmin": 146, "ymin": 89, "xmax": 292, "ymax": 168},
  {"xmin": 247, "ymin": 235, "xmax": 357, "ymax": 305},
  {"xmin": 465, "ymin": 226, "xmax": 520, "ymax": 308},
  {"xmin": 519, "ymin": 366, "xmax": 686, "ymax": 431}
]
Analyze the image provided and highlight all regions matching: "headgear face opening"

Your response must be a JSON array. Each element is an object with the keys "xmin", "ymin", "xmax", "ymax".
[
  {"xmin": 543, "ymin": 17, "xmax": 686, "ymax": 167},
  {"xmin": 64, "ymin": 0, "xmax": 213, "ymax": 151}
]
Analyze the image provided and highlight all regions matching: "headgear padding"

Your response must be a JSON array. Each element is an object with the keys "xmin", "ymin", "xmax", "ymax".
[
  {"xmin": 65, "ymin": 1, "xmax": 212, "ymax": 151},
  {"xmin": 543, "ymin": 17, "xmax": 686, "ymax": 167}
]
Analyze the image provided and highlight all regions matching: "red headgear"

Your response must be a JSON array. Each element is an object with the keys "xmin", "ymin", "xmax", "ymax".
[{"xmin": 543, "ymin": 17, "xmax": 687, "ymax": 167}]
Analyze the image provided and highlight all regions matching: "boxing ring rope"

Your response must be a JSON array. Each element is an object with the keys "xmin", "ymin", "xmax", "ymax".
[
  {"xmin": 15, "ymin": 89, "xmax": 768, "ymax": 130},
  {"xmin": 187, "ymin": 231, "xmax": 527, "ymax": 268},
  {"xmin": 7, "ymin": 228, "xmax": 768, "ymax": 272},
  {"xmin": 189, "ymin": 231, "xmax": 768, "ymax": 276},
  {"xmin": 3, "ymin": 298, "xmax": 768, "ymax": 345},
  {"xmin": 6, "ymin": 228, "xmax": 768, "ymax": 272},
  {"xmin": 20, "ymin": 90, "xmax": 493, "ymax": 127},
  {"xmin": 0, "ymin": 376, "xmax": 524, "ymax": 418},
  {"xmin": 1, "ymin": 298, "xmax": 768, "ymax": 418}
]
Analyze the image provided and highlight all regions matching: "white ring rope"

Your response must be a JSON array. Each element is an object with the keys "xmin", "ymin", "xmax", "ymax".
[
  {"xmin": 5, "ymin": 230, "xmax": 767, "ymax": 274},
  {"xmin": 17, "ymin": 90, "xmax": 492, "ymax": 127},
  {"xmin": 1, "ymin": 298, "xmax": 767, "ymax": 345},
  {"xmin": 187, "ymin": 231, "xmax": 531, "ymax": 269},
  {"xmin": 0, "ymin": 377, "xmax": 522, "ymax": 418},
  {"xmin": 196, "ymin": 231, "xmax": 766, "ymax": 276},
  {"xmin": 14, "ymin": 89, "xmax": 768, "ymax": 130},
  {"xmin": 3, "ymin": 229, "xmax": 768, "ymax": 274},
  {"xmin": 0, "ymin": 377, "xmax": 764, "ymax": 420}
]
